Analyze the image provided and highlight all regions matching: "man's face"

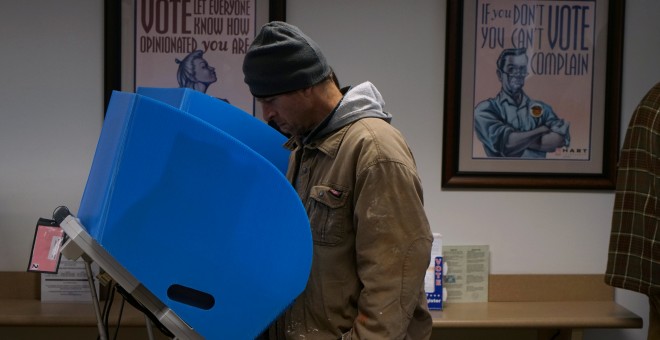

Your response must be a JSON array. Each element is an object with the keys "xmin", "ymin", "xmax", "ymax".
[
  {"xmin": 258, "ymin": 90, "xmax": 315, "ymax": 137},
  {"xmin": 498, "ymin": 54, "xmax": 528, "ymax": 94}
]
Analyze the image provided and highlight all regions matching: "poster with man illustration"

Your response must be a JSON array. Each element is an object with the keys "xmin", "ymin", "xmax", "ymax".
[
  {"xmin": 471, "ymin": 0, "xmax": 596, "ymax": 161},
  {"xmin": 134, "ymin": 0, "xmax": 259, "ymax": 114}
]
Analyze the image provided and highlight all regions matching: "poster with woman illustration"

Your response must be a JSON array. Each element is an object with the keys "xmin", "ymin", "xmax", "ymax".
[{"xmin": 130, "ymin": 0, "xmax": 265, "ymax": 114}]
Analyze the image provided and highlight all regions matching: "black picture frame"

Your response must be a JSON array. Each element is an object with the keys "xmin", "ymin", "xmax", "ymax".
[{"xmin": 441, "ymin": 0, "xmax": 624, "ymax": 190}]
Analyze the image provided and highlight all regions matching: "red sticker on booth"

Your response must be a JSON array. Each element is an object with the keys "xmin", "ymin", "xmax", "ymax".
[{"xmin": 27, "ymin": 225, "xmax": 64, "ymax": 273}]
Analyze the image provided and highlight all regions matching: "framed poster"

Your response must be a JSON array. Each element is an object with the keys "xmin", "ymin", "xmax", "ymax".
[
  {"xmin": 104, "ymin": 0, "xmax": 286, "ymax": 115},
  {"xmin": 441, "ymin": 0, "xmax": 624, "ymax": 190}
]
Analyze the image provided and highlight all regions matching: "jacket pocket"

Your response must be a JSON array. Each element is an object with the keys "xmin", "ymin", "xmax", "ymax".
[{"xmin": 306, "ymin": 185, "xmax": 350, "ymax": 246}]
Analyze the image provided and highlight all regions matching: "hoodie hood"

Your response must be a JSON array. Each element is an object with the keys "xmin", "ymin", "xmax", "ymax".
[{"xmin": 305, "ymin": 82, "xmax": 392, "ymax": 143}]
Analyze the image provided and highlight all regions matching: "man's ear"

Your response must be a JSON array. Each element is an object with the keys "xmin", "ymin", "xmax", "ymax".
[{"xmin": 496, "ymin": 69, "xmax": 503, "ymax": 82}]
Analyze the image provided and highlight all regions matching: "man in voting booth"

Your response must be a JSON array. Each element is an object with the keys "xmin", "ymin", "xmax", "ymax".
[{"xmin": 242, "ymin": 21, "xmax": 434, "ymax": 339}]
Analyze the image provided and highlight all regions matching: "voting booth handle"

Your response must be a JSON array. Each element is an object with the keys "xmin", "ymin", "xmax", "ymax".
[{"xmin": 167, "ymin": 284, "xmax": 215, "ymax": 310}]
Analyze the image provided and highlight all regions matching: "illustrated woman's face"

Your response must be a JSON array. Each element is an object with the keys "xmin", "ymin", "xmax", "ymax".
[{"xmin": 193, "ymin": 58, "xmax": 217, "ymax": 84}]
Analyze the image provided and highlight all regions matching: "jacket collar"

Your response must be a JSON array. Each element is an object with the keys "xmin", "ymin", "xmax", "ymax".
[{"xmin": 284, "ymin": 123, "xmax": 351, "ymax": 159}]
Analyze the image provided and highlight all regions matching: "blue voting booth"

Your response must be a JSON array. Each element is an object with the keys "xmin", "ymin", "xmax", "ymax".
[{"xmin": 57, "ymin": 88, "xmax": 311, "ymax": 339}]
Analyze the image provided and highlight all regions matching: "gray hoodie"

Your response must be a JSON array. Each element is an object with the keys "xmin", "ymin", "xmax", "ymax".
[{"xmin": 303, "ymin": 81, "xmax": 393, "ymax": 144}]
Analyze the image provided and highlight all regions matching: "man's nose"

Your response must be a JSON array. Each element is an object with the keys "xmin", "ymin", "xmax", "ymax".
[{"xmin": 261, "ymin": 103, "xmax": 275, "ymax": 121}]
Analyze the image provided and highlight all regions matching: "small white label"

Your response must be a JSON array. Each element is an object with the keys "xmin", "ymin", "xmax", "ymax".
[{"xmin": 48, "ymin": 236, "xmax": 63, "ymax": 260}]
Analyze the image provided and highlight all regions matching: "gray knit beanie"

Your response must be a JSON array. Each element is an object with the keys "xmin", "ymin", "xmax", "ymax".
[{"xmin": 242, "ymin": 21, "xmax": 331, "ymax": 98}]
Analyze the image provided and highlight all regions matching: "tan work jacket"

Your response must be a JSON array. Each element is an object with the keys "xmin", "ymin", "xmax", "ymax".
[{"xmin": 270, "ymin": 117, "xmax": 433, "ymax": 339}]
